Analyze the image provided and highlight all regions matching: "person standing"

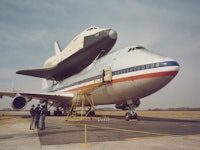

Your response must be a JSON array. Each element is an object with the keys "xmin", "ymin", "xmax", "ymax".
[
  {"xmin": 40, "ymin": 104, "xmax": 47, "ymax": 130},
  {"xmin": 29, "ymin": 105, "xmax": 35, "ymax": 130},
  {"xmin": 34, "ymin": 104, "xmax": 41, "ymax": 129}
]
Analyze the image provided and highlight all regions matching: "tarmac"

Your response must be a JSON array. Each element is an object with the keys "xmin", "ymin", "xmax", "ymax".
[
  {"xmin": 0, "ymin": 113, "xmax": 200, "ymax": 150},
  {"xmin": 0, "ymin": 117, "xmax": 41, "ymax": 150}
]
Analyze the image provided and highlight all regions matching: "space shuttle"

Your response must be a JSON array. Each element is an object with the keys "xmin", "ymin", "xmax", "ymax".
[{"xmin": 17, "ymin": 26, "xmax": 117, "ymax": 81}]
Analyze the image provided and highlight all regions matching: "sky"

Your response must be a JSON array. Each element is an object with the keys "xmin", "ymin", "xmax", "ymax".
[{"xmin": 0, "ymin": 0, "xmax": 200, "ymax": 110}]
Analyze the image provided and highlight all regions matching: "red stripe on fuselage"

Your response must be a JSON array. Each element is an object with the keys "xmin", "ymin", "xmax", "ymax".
[{"xmin": 65, "ymin": 71, "xmax": 178, "ymax": 92}]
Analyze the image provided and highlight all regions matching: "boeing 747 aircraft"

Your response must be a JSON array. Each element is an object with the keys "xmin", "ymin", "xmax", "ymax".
[{"xmin": 0, "ymin": 26, "xmax": 179, "ymax": 121}]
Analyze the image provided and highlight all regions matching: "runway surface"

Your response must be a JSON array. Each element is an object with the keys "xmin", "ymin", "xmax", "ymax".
[
  {"xmin": 1, "ymin": 112, "xmax": 200, "ymax": 150},
  {"xmin": 38, "ymin": 115, "xmax": 200, "ymax": 146}
]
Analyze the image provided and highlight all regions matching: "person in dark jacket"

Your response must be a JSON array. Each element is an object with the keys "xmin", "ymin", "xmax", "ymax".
[
  {"xmin": 40, "ymin": 104, "xmax": 47, "ymax": 130},
  {"xmin": 30, "ymin": 105, "xmax": 35, "ymax": 130},
  {"xmin": 34, "ymin": 104, "xmax": 41, "ymax": 129}
]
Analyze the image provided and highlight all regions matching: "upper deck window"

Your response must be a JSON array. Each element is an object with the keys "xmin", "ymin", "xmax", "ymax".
[{"xmin": 128, "ymin": 46, "xmax": 145, "ymax": 52}]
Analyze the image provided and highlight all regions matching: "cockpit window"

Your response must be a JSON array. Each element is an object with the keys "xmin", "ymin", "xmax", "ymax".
[
  {"xmin": 128, "ymin": 46, "xmax": 145, "ymax": 52},
  {"xmin": 136, "ymin": 46, "xmax": 145, "ymax": 49},
  {"xmin": 87, "ymin": 26, "xmax": 99, "ymax": 31}
]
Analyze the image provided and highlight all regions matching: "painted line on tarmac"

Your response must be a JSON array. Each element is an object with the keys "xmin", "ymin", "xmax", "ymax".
[
  {"xmin": 66, "ymin": 122, "xmax": 174, "ymax": 137},
  {"xmin": 86, "ymin": 124, "xmax": 174, "ymax": 137},
  {"xmin": 181, "ymin": 134, "xmax": 200, "ymax": 138},
  {"xmin": 51, "ymin": 119, "xmax": 176, "ymax": 138},
  {"xmin": 126, "ymin": 135, "xmax": 172, "ymax": 141},
  {"xmin": 127, "ymin": 134, "xmax": 200, "ymax": 141}
]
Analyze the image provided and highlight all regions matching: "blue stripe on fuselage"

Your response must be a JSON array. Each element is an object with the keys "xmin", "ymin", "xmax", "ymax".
[{"xmin": 50, "ymin": 61, "xmax": 179, "ymax": 92}]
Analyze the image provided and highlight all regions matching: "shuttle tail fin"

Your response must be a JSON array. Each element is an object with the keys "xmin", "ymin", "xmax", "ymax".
[
  {"xmin": 42, "ymin": 79, "xmax": 49, "ymax": 91},
  {"xmin": 54, "ymin": 41, "xmax": 62, "ymax": 56}
]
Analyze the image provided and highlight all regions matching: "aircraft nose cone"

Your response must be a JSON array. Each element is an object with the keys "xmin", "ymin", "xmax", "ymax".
[
  {"xmin": 163, "ymin": 57, "xmax": 180, "ymax": 76},
  {"xmin": 109, "ymin": 29, "xmax": 117, "ymax": 39}
]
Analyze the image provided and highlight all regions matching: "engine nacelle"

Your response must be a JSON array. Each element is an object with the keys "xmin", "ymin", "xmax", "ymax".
[
  {"xmin": 115, "ymin": 99, "xmax": 141, "ymax": 110},
  {"xmin": 12, "ymin": 96, "xmax": 27, "ymax": 110}
]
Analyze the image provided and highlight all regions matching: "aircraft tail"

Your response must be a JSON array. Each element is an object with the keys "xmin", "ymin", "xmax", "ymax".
[
  {"xmin": 42, "ymin": 79, "xmax": 49, "ymax": 91},
  {"xmin": 54, "ymin": 41, "xmax": 62, "ymax": 56}
]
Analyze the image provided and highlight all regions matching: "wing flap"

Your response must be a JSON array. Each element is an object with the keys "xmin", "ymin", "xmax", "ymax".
[
  {"xmin": 20, "ymin": 92, "xmax": 73, "ymax": 101},
  {"xmin": 0, "ymin": 91, "xmax": 17, "ymax": 98}
]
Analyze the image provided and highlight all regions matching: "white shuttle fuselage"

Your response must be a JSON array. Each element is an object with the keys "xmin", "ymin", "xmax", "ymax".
[{"xmin": 44, "ymin": 26, "xmax": 116, "ymax": 68}]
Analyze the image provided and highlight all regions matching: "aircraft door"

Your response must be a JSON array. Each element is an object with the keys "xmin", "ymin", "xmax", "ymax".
[{"xmin": 103, "ymin": 66, "xmax": 112, "ymax": 82}]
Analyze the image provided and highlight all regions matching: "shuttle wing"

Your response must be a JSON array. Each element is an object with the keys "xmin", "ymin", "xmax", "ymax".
[
  {"xmin": 16, "ymin": 49, "xmax": 84, "ymax": 81},
  {"xmin": 16, "ymin": 67, "xmax": 55, "ymax": 80},
  {"xmin": 17, "ymin": 45, "xmax": 106, "ymax": 81}
]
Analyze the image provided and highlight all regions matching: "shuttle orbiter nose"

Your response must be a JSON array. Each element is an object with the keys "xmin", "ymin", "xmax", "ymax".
[{"xmin": 109, "ymin": 29, "xmax": 117, "ymax": 39}]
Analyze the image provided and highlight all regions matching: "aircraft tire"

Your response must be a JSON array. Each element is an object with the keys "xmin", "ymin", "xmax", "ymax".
[
  {"xmin": 125, "ymin": 112, "xmax": 131, "ymax": 121},
  {"xmin": 46, "ymin": 111, "xmax": 51, "ymax": 116},
  {"xmin": 54, "ymin": 111, "xmax": 62, "ymax": 116},
  {"xmin": 131, "ymin": 113, "xmax": 138, "ymax": 119}
]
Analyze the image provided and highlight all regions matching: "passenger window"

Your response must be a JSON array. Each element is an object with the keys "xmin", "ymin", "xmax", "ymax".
[{"xmin": 155, "ymin": 63, "xmax": 159, "ymax": 68}]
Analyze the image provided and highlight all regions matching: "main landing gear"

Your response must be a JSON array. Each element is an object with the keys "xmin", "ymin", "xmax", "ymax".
[
  {"xmin": 125, "ymin": 110, "xmax": 138, "ymax": 121},
  {"xmin": 54, "ymin": 107, "xmax": 63, "ymax": 116},
  {"xmin": 115, "ymin": 99, "xmax": 140, "ymax": 121},
  {"xmin": 125, "ymin": 99, "xmax": 140, "ymax": 121}
]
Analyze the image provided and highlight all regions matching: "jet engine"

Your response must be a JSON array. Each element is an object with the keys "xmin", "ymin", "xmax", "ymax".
[
  {"xmin": 12, "ymin": 96, "xmax": 27, "ymax": 110},
  {"xmin": 115, "ymin": 99, "xmax": 141, "ymax": 110}
]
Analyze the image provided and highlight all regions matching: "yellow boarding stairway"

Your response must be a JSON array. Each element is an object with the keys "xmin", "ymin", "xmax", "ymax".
[
  {"xmin": 66, "ymin": 66, "xmax": 112, "ymax": 122},
  {"xmin": 66, "ymin": 82, "xmax": 105, "ymax": 122}
]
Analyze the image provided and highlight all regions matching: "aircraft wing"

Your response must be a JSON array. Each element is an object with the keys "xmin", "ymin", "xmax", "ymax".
[
  {"xmin": 0, "ymin": 82, "xmax": 105, "ymax": 110},
  {"xmin": 0, "ymin": 91, "xmax": 74, "ymax": 108}
]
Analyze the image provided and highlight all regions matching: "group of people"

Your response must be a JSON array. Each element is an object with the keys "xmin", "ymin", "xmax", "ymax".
[{"xmin": 29, "ymin": 103, "xmax": 47, "ymax": 130}]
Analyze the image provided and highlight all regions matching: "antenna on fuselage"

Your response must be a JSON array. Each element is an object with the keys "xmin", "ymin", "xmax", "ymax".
[{"xmin": 42, "ymin": 79, "xmax": 49, "ymax": 91}]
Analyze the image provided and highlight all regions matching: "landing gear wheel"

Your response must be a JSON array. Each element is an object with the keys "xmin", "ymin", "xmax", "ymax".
[
  {"xmin": 125, "ymin": 112, "xmax": 138, "ymax": 121},
  {"xmin": 131, "ymin": 113, "xmax": 138, "ymax": 119},
  {"xmin": 46, "ymin": 111, "xmax": 51, "ymax": 116},
  {"xmin": 54, "ymin": 110, "xmax": 62, "ymax": 116},
  {"xmin": 125, "ymin": 112, "xmax": 131, "ymax": 121}
]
